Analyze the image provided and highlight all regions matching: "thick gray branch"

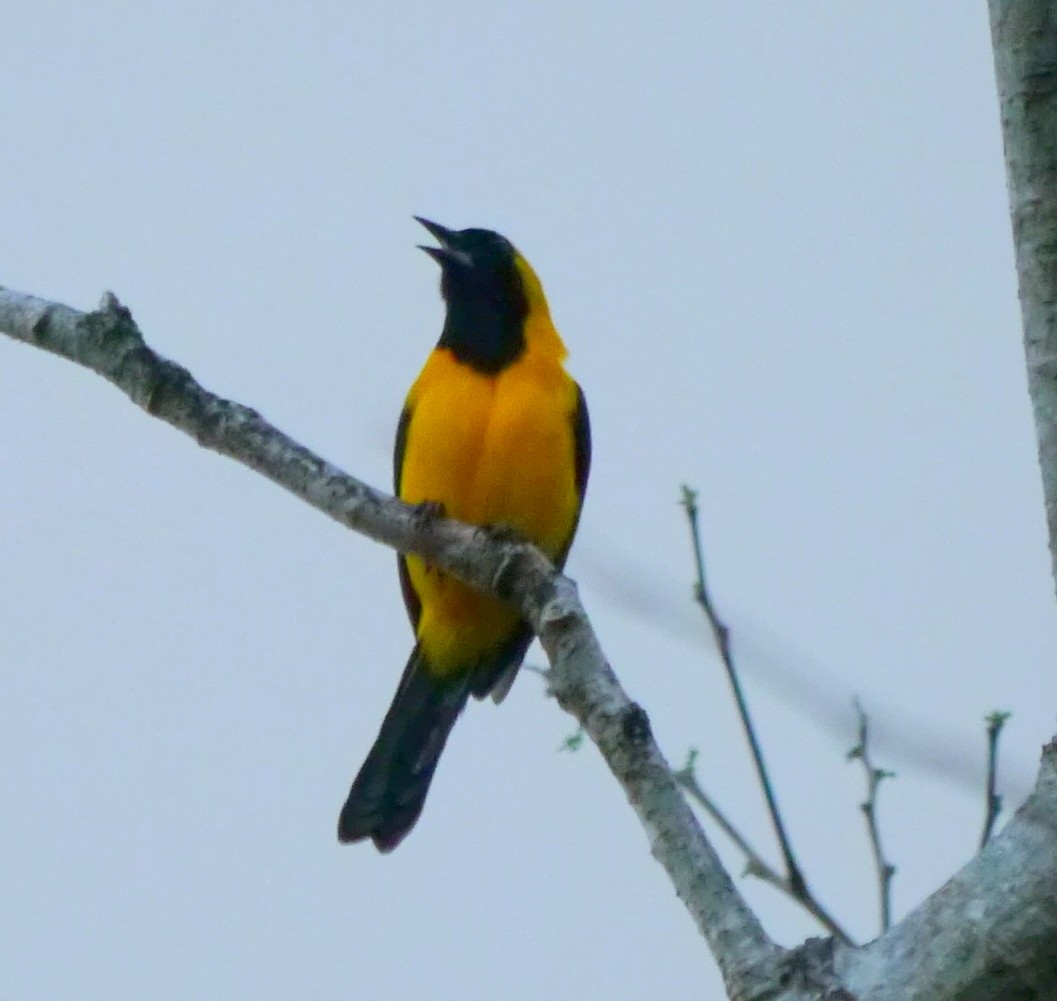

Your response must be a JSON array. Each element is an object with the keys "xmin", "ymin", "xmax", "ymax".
[
  {"xmin": 837, "ymin": 741, "xmax": 1057, "ymax": 1001},
  {"xmin": 732, "ymin": 743, "xmax": 1057, "ymax": 1001},
  {"xmin": 0, "ymin": 284, "xmax": 780, "ymax": 999},
  {"xmin": 537, "ymin": 612, "xmax": 784, "ymax": 998},
  {"xmin": 990, "ymin": 0, "xmax": 1057, "ymax": 595}
]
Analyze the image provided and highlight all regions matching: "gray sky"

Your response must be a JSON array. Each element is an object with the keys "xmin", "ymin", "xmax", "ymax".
[{"xmin": 2, "ymin": 4, "xmax": 1053, "ymax": 999}]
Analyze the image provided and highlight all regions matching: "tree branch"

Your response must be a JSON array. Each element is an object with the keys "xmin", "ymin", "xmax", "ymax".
[
  {"xmin": 674, "ymin": 751, "xmax": 787, "ymax": 892},
  {"xmin": 989, "ymin": 0, "xmax": 1057, "ymax": 597},
  {"xmin": 680, "ymin": 487, "xmax": 849, "ymax": 945},
  {"xmin": 0, "ymin": 284, "xmax": 783, "ymax": 1000},
  {"xmin": 836, "ymin": 739, "xmax": 1057, "ymax": 1001},
  {"xmin": 980, "ymin": 710, "xmax": 1011, "ymax": 849},
  {"xmin": 673, "ymin": 752, "xmax": 854, "ymax": 944},
  {"xmin": 847, "ymin": 700, "xmax": 896, "ymax": 934},
  {"xmin": 680, "ymin": 488, "xmax": 802, "ymax": 886}
]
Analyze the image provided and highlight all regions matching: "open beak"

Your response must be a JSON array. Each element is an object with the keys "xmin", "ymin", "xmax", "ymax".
[{"xmin": 414, "ymin": 216, "xmax": 473, "ymax": 268}]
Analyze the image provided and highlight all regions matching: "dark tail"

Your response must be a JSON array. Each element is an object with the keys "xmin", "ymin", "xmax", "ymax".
[{"xmin": 338, "ymin": 644, "xmax": 470, "ymax": 851}]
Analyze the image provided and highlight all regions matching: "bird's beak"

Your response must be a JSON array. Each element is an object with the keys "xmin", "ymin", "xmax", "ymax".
[
  {"xmin": 414, "ymin": 216, "xmax": 473, "ymax": 268},
  {"xmin": 414, "ymin": 216, "xmax": 456, "ymax": 246}
]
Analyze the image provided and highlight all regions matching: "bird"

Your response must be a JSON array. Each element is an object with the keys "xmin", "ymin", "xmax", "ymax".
[{"xmin": 337, "ymin": 218, "xmax": 591, "ymax": 851}]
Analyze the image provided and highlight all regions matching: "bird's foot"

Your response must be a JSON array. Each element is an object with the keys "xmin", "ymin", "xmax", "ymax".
[
  {"xmin": 411, "ymin": 499, "xmax": 446, "ymax": 528},
  {"xmin": 478, "ymin": 522, "xmax": 525, "ymax": 546}
]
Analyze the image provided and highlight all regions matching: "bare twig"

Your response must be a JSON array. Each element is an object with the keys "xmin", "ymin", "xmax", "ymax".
[
  {"xmin": 680, "ymin": 485, "xmax": 849, "ymax": 945},
  {"xmin": 847, "ymin": 699, "xmax": 896, "ymax": 933},
  {"xmin": 673, "ymin": 750, "xmax": 854, "ymax": 944},
  {"xmin": 674, "ymin": 751, "xmax": 781, "ymax": 886},
  {"xmin": 680, "ymin": 486, "xmax": 802, "ymax": 885},
  {"xmin": 980, "ymin": 710, "xmax": 1011, "ymax": 848}
]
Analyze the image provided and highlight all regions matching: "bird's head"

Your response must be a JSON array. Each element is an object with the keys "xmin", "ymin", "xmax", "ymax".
[{"xmin": 415, "ymin": 217, "xmax": 553, "ymax": 373}]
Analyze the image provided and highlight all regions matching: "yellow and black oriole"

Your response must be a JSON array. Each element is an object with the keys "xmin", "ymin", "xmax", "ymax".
[{"xmin": 338, "ymin": 218, "xmax": 590, "ymax": 851}]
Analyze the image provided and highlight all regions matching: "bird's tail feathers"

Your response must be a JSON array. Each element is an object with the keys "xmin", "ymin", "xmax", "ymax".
[{"xmin": 338, "ymin": 645, "xmax": 470, "ymax": 851}]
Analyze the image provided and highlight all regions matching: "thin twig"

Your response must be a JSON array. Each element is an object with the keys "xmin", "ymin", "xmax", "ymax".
[
  {"xmin": 680, "ymin": 492, "xmax": 845, "ymax": 947},
  {"xmin": 848, "ymin": 699, "xmax": 896, "ymax": 933},
  {"xmin": 680, "ymin": 485, "xmax": 849, "ymax": 944},
  {"xmin": 980, "ymin": 710, "xmax": 1011, "ymax": 848},
  {"xmin": 673, "ymin": 751, "xmax": 854, "ymax": 944}
]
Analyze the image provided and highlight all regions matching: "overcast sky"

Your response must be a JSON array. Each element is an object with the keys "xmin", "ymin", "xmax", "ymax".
[{"xmin": 2, "ymin": 4, "xmax": 1053, "ymax": 1000}]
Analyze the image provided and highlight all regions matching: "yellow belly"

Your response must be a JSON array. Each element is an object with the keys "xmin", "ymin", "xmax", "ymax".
[{"xmin": 399, "ymin": 347, "xmax": 581, "ymax": 674}]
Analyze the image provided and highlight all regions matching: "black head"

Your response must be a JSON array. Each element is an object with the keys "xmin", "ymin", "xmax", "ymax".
[{"xmin": 415, "ymin": 217, "xmax": 529, "ymax": 373}]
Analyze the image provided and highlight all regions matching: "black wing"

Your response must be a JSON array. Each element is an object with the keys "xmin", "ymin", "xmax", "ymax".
[{"xmin": 555, "ymin": 381, "xmax": 591, "ymax": 570}]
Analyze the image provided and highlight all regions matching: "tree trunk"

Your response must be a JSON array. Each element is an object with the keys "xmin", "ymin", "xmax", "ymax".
[{"xmin": 990, "ymin": 0, "xmax": 1057, "ymax": 598}]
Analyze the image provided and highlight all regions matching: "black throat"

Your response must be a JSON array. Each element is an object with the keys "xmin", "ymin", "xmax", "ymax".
[{"xmin": 437, "ymin": 267, "xmax": 528, "ymax": 374}]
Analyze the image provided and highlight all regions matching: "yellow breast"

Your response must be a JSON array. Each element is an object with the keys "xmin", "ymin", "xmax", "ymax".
[{"xmin": 398, "ymin": 346, "xmax": 581, "ymax": 672}]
